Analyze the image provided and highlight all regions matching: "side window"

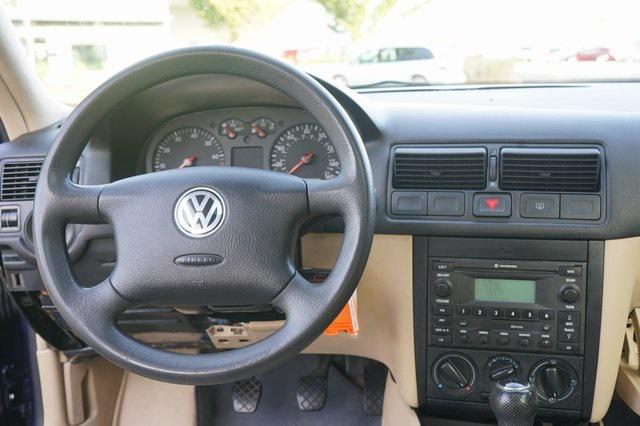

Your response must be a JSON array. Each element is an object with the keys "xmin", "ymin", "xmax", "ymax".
[
  {"xmin": 356, "ymin": 50, "xmax": 379, "ymax": 64},
  {"xmin": 379, "ymin": 48, "xmax": 398, "ymax": 63},
  {"xmin": 397, "ymin": 48, "xmax": 434, "ymax": 61}
]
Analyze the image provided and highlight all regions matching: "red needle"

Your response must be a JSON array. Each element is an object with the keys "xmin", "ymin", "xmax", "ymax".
[
  {"xmin": 224, "ymin": 127, "xmax": 237, "ymax": 139},
  {"xmin": 178, "ymin": 155, "xmax": 196, "ymax": 169},
  {"xmin": 288, "ymin": 152, "xmax": 314, "ymax": 175},
  {"xmin": 252, "ymin": 124, "xmax": 267, "ymax": 138}
]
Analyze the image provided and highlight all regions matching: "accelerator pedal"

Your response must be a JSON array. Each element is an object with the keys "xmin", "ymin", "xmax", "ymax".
[
  {"xmin": 363, "ymin": 363, "xmax": 387, "ymax": 416},
  {"xmin": 232, "ymin": 377, "xmax": 262, "ymax": 413}
]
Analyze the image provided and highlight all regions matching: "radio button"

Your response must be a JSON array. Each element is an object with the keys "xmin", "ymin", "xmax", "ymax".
[
  {"xmin": 459, "ymin": 320, "xmax": 468, "ymax": 327},
  {"xmin": 433, "ymin": 335, "xmax": 452, "ymax": 345},
  {"xmin": 489, "ymin": 308, "xmax": 504, "ymax": 318},
  {"xmin": 434, "ymin": 306, "xmax": 452, "ymax": 316},
  {"xmin": 456, "ymin": 307, "xmax": 471, "ymax": 316},
  {"xmin": 473, "ymin": 307, "xmax": 486, "ymax": 317},
  {"xmin": 540, "ymin": 310, "xmax": 554, "ymax": 321},
  {"xmin": 559, "ymin": 265, "xmax": 582, "ymax": 277},
  {"xmin": 433, "ymin": 262, "xmax": 453, "ymax": 272},
  {"xmin": 497, "ymin": 335, "xmax": 510, "ymax": 345},
  {"xmin": 478, "ymin": 332, "xmax": 489, "ymax": 344},
  {"xmin": 434, "ymin": 280, "xmax": 453, "ymax": 297},
  {"xmin": 459, "ymin": 334, "xmax": 470, "ymax": 344},
  {"xmin": 435, "ymin": 316, "xmax": 453, "ymax": 326},
  {"xmin": 434, "ymin": 327, "xmax": 451, "ymax": 336},
  {"xmin": 505, "ymin": 309, "xmax": 522, "ymax": 320},
  {"xmin": 558, "ymin": 343, "xmax": 580, "ymax": 353},
  {"xmin": 518, "ymin": 337, "xmax": 531, "ymax": 347},
  {"xmin": 559, "ymin": 331, "xmax": 579, "ymax": 343},
  {"xmin": 523, "ymin": 309, "xmax": 538, "ymax": 320},
  {"xmin": 539, "ymin": 338, "xmax": 552, "ymax": 349},
  {"xmin": 541, "ymin": 324, "xmax": 551, "ymax": 332}
]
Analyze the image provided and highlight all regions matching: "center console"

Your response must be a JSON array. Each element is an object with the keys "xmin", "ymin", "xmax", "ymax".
[{"xmin": 415, "ymin": 237, "xmax": 604, "ymax": 421}]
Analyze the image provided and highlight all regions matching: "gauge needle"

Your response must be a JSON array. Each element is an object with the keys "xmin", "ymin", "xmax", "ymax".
[
  {"xmin": 252, "ymin": 124, "xmax": 267, "ymax": 138},
  {"xmin": 178, "ymin": 155, "xmax": 196, "ymax": 169},
  {"xmin": 288, "ymin": 152, "xmax": 314, "ymax": 175},
  {"xmin": 224, "ymin": 127, "xmax": 237, "ymax": 139}
]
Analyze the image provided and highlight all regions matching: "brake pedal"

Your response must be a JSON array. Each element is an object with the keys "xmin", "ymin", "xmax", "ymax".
[
  {"xmin": 232, "ymin": 377, "xmax": 262, "ymax": 413},
  {"xmin": 296, "ymin": 375, "xmax": 328, "ymax": 411},
  {"xmin": 363, "ymin": 363, "xmax": 387, "ymax": 416}
]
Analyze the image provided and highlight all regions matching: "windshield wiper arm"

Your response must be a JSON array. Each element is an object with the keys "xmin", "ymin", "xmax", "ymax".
[{"xmin": 350, "ymin": 80, "xmax": 431, "ymax": 89}]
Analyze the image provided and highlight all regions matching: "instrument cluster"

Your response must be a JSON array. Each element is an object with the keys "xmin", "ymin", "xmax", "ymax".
[{"xmin": 143, "ymin": 107, "xmax": 341, "ymax": 180}]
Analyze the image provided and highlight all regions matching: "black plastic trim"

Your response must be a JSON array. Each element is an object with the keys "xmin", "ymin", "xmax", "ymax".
[{"xmin": 413, "ymin": 236, "xmax": 428, "ymax": 406}]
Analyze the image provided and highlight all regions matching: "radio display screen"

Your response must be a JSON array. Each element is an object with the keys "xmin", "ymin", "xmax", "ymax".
[{"xmin": 474, "ymin": 278, "xmax": 536, "ymax": 303}]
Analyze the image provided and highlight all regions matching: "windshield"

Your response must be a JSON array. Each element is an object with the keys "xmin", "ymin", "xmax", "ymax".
[{"xmin": 3, "ymin": 0, "xmax": 640, "ymax": 104}]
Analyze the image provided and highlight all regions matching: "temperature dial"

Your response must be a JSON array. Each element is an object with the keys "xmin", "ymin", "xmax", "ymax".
[
  {"xmin": 486, "ymin": 355, "xmax": 520, "ymax": 384},
  {"xmin": 528, "ymin": 359, "xmax": 578, "ymax": 404},
  {"xmin": 432, "ymin": 353, "xmax": 477, "ymax": 397}
]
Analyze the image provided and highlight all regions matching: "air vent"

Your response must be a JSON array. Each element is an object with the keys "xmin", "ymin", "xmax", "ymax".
[
  {"xmin": 0, "ymin": 159, "xmax": 43, "ymax": 201},
  {"xmin": 392, "ymin": 147, "xmax": 487, "ymax": 190},
  {"xmin": 500, "ymin": 148, "xmax": 601, "ymax": 192}
]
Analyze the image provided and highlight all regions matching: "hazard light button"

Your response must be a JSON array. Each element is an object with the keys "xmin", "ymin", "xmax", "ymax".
[{"xmin": 473, "ymin": 193, "xmax": 512, "ymax": 217}]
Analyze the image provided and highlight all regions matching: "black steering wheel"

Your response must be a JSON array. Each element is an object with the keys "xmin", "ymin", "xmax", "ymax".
[{"xmin": 33, "ymin": 47, "xmax": 375, "ymax": 384}]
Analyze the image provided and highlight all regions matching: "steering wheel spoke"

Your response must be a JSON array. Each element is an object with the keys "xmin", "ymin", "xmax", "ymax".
[
  {"xmin": 46, "ymin": 180, "xmax": 106, "ymax": 224},
  {"xmin": 306, "ymin": 176, "xmax": 351, "ymax": 216}
]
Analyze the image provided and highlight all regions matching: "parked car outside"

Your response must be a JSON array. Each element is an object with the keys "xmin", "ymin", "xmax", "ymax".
[{"xmin": 327, "ymin": 46, "xmax": 466, "ymax": 87}]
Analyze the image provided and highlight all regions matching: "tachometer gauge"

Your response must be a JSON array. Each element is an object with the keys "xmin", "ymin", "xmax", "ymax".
[
  {"xmin": 270, "ymin": 123, "xmax": 341, "ymax": 179},
  {"xmin": 250, "ymin": 117, "xmax": 276, "ymax": 139},
  {"xmin": 219, "ymin": 118, "xmax": 245, "ymax": 140},
  {"xmin": 151, "ymin": 127, "xmax": 224, "ymax": 171}
]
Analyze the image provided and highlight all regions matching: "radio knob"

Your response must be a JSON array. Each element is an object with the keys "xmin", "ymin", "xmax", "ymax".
[
  {"xmin": 560, "ymin": 285, "xmax": 580, "ymax": 304},
  {"xmin": 434, "ymin": 279, "xmax": 453, "ymax": 298}
]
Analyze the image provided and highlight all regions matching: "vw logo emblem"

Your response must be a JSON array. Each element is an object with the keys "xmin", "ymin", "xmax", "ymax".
[{"xmin": 174, "ymin": 187, "xmax": 225, "ymax": 238}]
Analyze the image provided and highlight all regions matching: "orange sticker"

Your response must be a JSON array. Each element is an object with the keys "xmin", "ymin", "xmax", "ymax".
[{"xmin": 324, "ymin": 293, "xmax": 358, "ymax": 336}]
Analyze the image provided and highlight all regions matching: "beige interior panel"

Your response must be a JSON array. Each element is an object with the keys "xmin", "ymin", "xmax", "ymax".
[
  {"xmin": 112, "ymin": 372, "xmax": 196, "ymax": 426},
  {"xmin": 36, "ymin": 336, "xmax": 68, "ymax": 426},
  {"xmin": 382, "ymin": 373, "xmax": 420, "ymax": 426},
  {"xmin": 302, "ymin": 233, "xmax": 418, "ymax": 407},
  {"xmin": 590, "ymin": 237, "xmax": 640, "ymax": 422},
  {"xmin": 0, "ymin": 6, "xmax": 68, "ymax": 140}
]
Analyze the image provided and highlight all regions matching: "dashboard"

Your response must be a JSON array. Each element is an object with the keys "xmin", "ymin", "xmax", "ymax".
[
  {"xmin": 142, "ymin": 107, "xmax": 340, "ymax": 180},
  {"xmin": 2, "ymin": 74, "xmax": 640, "ymax": 424}
]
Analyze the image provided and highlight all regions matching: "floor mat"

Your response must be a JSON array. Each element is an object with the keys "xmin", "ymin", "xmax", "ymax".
[{"xmin": 196, "ymin": 355, "xmax": 381, "ymax": 426}]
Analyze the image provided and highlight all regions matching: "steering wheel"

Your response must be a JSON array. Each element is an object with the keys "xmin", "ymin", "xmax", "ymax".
[{"xmin": 33, "ymin": 47, "xmax": 375, "ymax": 384}]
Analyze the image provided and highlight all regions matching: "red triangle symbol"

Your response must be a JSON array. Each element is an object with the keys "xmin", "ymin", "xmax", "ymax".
[{"xmin": 484, "ymin": 198, "xmax": 500, "ymax": 210}]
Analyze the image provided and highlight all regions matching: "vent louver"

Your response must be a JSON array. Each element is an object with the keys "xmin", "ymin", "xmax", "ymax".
[
  {"xmin": 392, "ymin": 147, "xmax": 487, "ymax": 190},
  {"xmin": 1, "ymin": 159, "xmax": 43, "ymax": 201},
  {"xmin": 500, "ymin": 148, "xmax": 601, "ymax": 192}
]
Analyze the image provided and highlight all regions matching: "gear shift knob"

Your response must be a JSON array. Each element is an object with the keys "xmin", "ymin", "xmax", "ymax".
[{"xmin": 489, "ymin": 382, "xmax": 538, "ymax": 426}]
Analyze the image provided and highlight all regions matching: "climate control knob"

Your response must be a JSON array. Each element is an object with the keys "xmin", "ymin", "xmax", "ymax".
[
  {"xmin": 528, "ymin": 359, "xmax": 578, "ymax": 404},
  {"xmin": 433, "ymin": 353, "xmax": 477, "ymax": 397},
  {"xmin": 434, "ymin": 279, "xmax": 453, "ymax": 298},
  {"xmin": 486, "ymin": 355, "xmax": 520, "ymax": 384},
  {"xmin": 560, "ymin": 285, "xmax": 580, "ymax": 304}
]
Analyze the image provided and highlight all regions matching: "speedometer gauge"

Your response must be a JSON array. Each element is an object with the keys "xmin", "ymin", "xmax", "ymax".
[
  {"xmin": 151, "ymin": 127, "xmax": 225, "ymax": 171},
  {"xmin": 270, "ymin": 123, "xmax": 340, "ymax": 179}
]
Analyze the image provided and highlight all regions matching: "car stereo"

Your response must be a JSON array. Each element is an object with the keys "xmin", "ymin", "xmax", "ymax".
[{"xmin": 427, "ymin": 258, "xmax": 586, "ymax": 355}]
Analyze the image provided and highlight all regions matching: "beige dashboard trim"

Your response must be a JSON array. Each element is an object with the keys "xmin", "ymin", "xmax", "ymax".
[
  {"xmin": 302, "ymin": 233, "xmax": 418, "ymax": 407},
  {"xmin": 0, "ymin": 6, "xmax": 68, "ymax": 140},
  {"xmin": 590, "ymin": 237, "xmax": 640, "ymax": 422}
]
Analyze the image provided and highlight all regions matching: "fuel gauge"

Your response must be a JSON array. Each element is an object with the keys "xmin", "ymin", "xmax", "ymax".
[
  {"xmin": 219, "ymin": 118, "xmax": 246, "ymax": 140},
  {"xmin": 250, "ymin": 118, "xmax": 277, "ymax": 139}
]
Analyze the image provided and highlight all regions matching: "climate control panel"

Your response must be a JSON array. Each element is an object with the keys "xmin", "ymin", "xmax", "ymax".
[{"xmin": 427, "ymin": 348, "xmax": 583, "ymax": 411}]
